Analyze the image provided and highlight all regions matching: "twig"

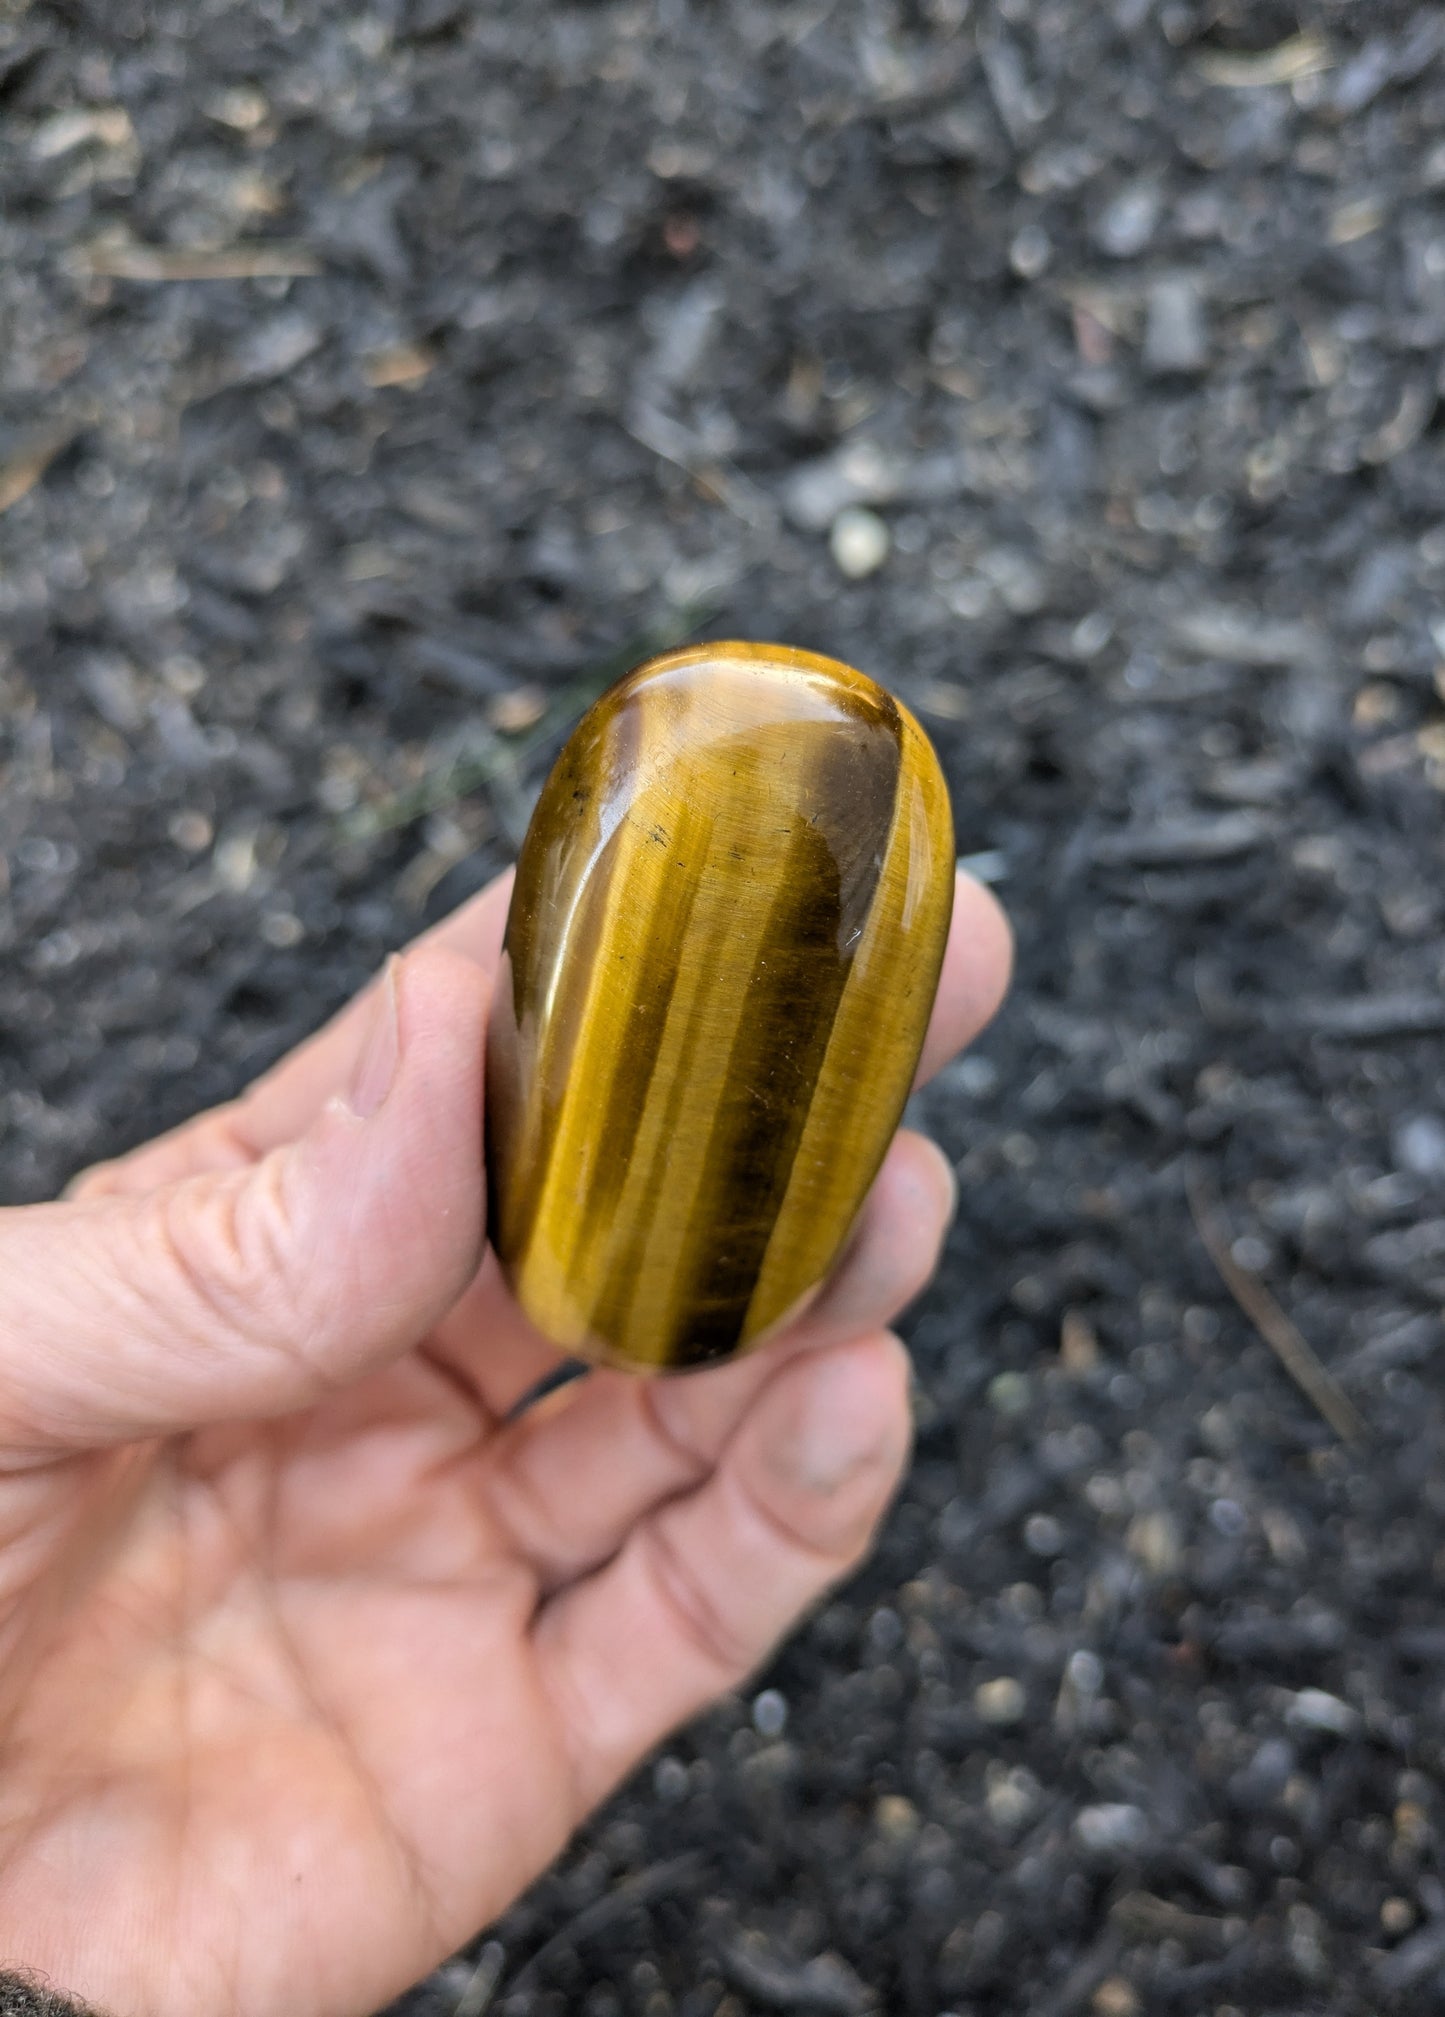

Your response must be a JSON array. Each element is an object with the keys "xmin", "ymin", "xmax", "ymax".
[
  {"xmin": 79, "ymin": 241, "xmax": 321, "ymax": 281},
  {"xmin": 1090, "ymin": 812, "xmax": 1271, "ymax": 868},
  {"xmin": 1185, "ymin": 1164, "xmax": 1366, "ymax": 1446},
  {"xmin": 624, "ymin": 403, "xmax": 779, "ymax": 533},
  {"xmin": 1287, "ymin": 993, "xmax": 1445, "ymax": 1040},
  {"xmin": 500, "ymin": 1853, "xmax": 703, "ymax": 2002},
  {"xmin": 0, "ymin": 428, "xmax": 78, "ymax": 515},
  {"xmin": 1110, "ymin": 1890, "xmax": 1234, "ymax": 1952},
  {"xmin": 1028, "ymin": 1926, "xmax": 1123, "ymax": 2017},
  {"xmin": 719, "ymin": 1939, "xmax": 874, "ymax": 2014}
]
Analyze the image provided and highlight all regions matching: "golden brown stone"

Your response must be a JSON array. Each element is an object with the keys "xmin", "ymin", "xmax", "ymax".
[{"xmin": 485, "ymin": 642, "xmax": 955, "ymax": 1371}]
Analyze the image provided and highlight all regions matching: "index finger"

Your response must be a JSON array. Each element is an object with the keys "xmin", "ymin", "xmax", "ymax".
[{"xmin": 72, "ymin": 866, "xmax": 1009, "ymax": 1196}]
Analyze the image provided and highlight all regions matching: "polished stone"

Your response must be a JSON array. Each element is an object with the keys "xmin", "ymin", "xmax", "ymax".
[{"xmin": 485, "ymin": 642, "xmax": 954, "ymax": 1371}]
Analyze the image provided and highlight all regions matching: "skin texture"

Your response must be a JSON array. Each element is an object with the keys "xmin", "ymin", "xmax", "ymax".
[{"xmin": 0, "ymin": 866, "xmax": 1011, "ymax": 2017}]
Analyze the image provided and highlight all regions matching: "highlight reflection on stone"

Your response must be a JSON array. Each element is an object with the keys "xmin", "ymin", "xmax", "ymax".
[{"xmin": 485, "ymin": 642, "xmax": 955, "ymax": 1372}]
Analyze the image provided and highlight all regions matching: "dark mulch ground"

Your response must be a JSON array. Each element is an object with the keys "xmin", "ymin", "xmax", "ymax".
[{"xmin": 4, "ymin": 1, "xmax": 1445, "ymax": 2011}]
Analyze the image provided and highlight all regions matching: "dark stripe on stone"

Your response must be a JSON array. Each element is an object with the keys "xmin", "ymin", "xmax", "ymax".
[
  {"xmin": 573, "ymin": 797, "xmax": 714, "ymax": 1328},
  {"xmin": 666, "ymin": 709, "xmax": 902, "ymax": 1365}
]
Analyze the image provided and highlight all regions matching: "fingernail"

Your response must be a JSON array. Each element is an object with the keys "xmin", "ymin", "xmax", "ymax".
[
  {"xmin": 348, "ymin": 958, "xmax": 401, "ymax": 1118},
  {"xmin": 771, "ymin": 1362, "xmax": 895, "ymax": 1495}
]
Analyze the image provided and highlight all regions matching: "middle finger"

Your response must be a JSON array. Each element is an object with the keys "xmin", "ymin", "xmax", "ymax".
[{"xmin": 458, "ymin": 1128, "xmax": 954, "ymax": 1586}]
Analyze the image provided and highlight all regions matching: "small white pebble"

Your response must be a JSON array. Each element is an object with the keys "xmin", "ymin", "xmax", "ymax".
[
  {"xmin": 873, "ymin": 1794, "xmax": 919, "ymax": 1840},
  {"xmin": 168, "ymin": 810, "xmax": 213, "ymax": 853},
  {"xmin": 830, "ymin": 505, "xmax": 891, "ymax": 579},
  {"xmin": 952, "ymin": 1054, "xmax": 1000, "ymax": 1097},
  {"xmin": 1068, "ymin": 1650, "xmax": 1104, "ymax": 1694},
  {"xmin": 1096, "ymin": 181, "xmax": 1160, "ymax": 259},
  {"xmin": 1210, "ymin": 1497, "xmax": 1247, "ymax": 1536},
  {"xmin": 1075, "ymin": 1803, "xmax": 1149, "ymax": 1855},
  {"xmin": 1395, "ymin": 1115, "xmax": 1445, "ymax": 1179},
  {"xmin": 975, "ymin": 1676, "xmax": 1027, "ymax": 1727},
  {"xmin": 1091, "ymin": 1978, "xmax": 1141, "ymax": 2017},
  {"xmin": 1070, "ymin": 611, "xmax": 1113, "ymax": 658},
  {"xmin": 751, "ymin": 1688, "xmax": 788, "ymax": 1738},
  {"xmin": 261, "ymin": 910, "xmax": 305, "ymax": 949},
  {"xmin": 987, "ymin": 1371, "xmax": 1032, "ymax": 1417},
  {"xmin": 1381, "ymin": 1896, "xmax": 1416, "ymax": 1935},
  {"xmin": 652, "ymin": 1755, "xmax": 690, "ymax": 1803},
  {"xmin": 1126, "ymin": 1509, "xmax": 1182, "ymax": 1576},
  {"xmin": 1009, "ymin": 223, "xmax": 1052, "ymax": 278},
  {"xmin": 206, "ymin": 85, "xmax": 269, "ymax": 131},
  {"xmin": 868, "ymin": 1606, "xmax": 903, "ymax": 1653},
  {"xmin": 1286, "ymin": 1689, "xmax": 1361, "ymax": 1737},
  {"xmin": 1024, "ymin": 1513, "xmax": 1064, "ymax": 1557},
  {"xmin": 213, "ymin": 830, "xmax": 258, "ymax": 894},
  {"xmin": 985, "ymin": 1765, "xmax": 1040, "ymax": 1830}
]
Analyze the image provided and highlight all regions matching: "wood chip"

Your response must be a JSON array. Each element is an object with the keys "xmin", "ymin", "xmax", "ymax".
[
  {"xmin": 205, "ymin": 86, "xmax": 269, "ymax": 131},
  {"xmin": 1091, "ymin": 811, "xmax": 1271, "ymax": 867},
  {"xmin": 0, "ymin": 428, "xmax": 77, "ymax": 516},
  {"xmin": 79, "ymin": 241, "xmax": 321, "ymax": 281},
  {"xmin": 1330, "ymin": 197, "xmax": 1385, "ymax": 246},
  {"xmin": 32, "ymin": 106, "xmax": 134, "ymax": 159},
  {"xmin": 1195, "ymin": 34, "xmax": 1333, "ymax": 89},
  {"xmin": 362, "ymin": 341, "xmax": 435, "ymax": 388}
]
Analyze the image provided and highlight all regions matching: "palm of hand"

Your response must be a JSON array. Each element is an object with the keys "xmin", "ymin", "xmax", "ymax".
[
  {"xmin": 2, "ymin": 1348, "xmax": 574, "ymax": 2017},
  {"xmin": 0, "ymin": 871, "xmax": 1009, "ymax": 2017},
  {"xmin": 3, "ymin": 1264, "xmax": 907, "ymax": 2017}
]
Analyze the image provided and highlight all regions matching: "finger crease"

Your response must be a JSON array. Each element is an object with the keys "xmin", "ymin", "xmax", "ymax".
[
  {"xmin": 637, "ymin": 1377, "xmax": 715, "ymax": 1479},
  {"xmin": 732, "ymin": 1461, "xmax": 864, "ymax": 1573},
  {"xmin": 481, "ymin": 1448, "xmax": 585, "ymax": 1578},
  {"xmin": 642, "ymin": 1516, "xmax": 759, "ymax": 1679}
]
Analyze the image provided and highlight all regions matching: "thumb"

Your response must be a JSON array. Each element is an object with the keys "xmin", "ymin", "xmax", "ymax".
[{"xmin": 0, "ymin": 948, "xmax": 488, "ymax": 1450}]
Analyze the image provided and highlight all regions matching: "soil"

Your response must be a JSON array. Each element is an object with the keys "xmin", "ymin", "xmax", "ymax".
[{"xmin": 3, "ymin": 1, "xmax": 1445, "ymax": 2012}]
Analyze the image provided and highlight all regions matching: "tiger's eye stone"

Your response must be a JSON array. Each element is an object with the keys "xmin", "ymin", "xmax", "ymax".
[{"xmin": 485, "ymin": 642, "xmax": 955, "ymax": 1372}]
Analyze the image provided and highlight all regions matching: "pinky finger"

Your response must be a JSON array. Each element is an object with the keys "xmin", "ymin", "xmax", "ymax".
[{"xmin": 531, "ymin": 1330, "xmax": 912, "ymax": 1816}]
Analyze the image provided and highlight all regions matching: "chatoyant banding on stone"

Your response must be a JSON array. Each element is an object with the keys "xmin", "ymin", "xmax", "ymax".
[{"xmin": 485, "ymin": 642, "xmax": 955, "ymax": 1372}]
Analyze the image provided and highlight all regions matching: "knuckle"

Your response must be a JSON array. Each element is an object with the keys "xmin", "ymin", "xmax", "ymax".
[
  {"xmin": 64, "ymin": 1159, "xmax": 122, "ymax": 1202},
  {"xmin": 485, "ymin": 1443, "xmax": 594, "ymax": 1582},
  {"xmin": 186, "ymin": 1103, "xmax": 268, "ymax": 1172},
  {"xmin": 137, "ymin": 1160, "xmax": 331, "ymax": 1394},
  {"xmin": 637, "ymin": 1373, "xmax": 713, "ymax": 1475}
]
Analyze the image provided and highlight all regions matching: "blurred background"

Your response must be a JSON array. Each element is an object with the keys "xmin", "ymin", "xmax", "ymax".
[{"xmin": 3, "ymin": 0, "xmax": 1445, "ymax": 2010}]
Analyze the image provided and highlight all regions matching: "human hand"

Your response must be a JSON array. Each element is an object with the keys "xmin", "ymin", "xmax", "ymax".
[{"xmin": 0, "ymin": 867, "xmax": 1010, "ymax": 2017}]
